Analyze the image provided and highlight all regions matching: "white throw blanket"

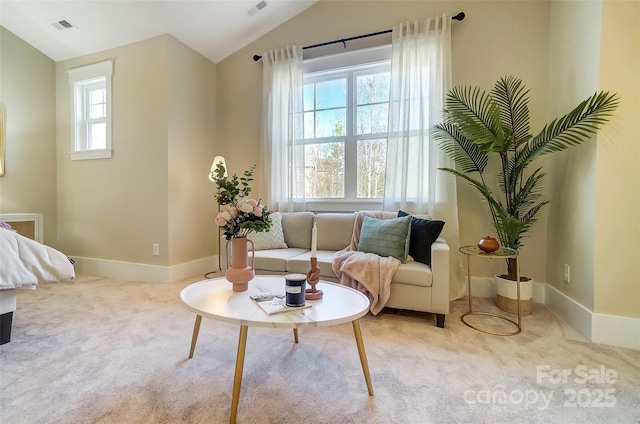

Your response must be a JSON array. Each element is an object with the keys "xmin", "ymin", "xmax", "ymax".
[
  {"xmin": 0, "ymin": 228, "xmax": 75, "ymax": 290},
  {"xmin": 332, "ymin": 211, "xmax": 400, "ymax": 315}
]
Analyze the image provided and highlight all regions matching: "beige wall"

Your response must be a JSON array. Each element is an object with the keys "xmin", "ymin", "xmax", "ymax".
[
  {"xmin": 167, "ymin": 36, "xmax": 217, "ymax": 265},
  {"xmin": 547, "ymin": 1, "xmax": 601, "ymax": 311},
  {"xmin": 217, "ymin": 0, "xmax": 551, "ymax": 282},
  {"xmin": 0, "ymin": 27, "xmax": 57, "ymax": 244},
  {"xmin": 56, "ymin": 35, "xmax": 217, "ymax": 267},
  {"xmin": 594, "ymin": 1, "xmax": 640, "ymax": 317},
  {"xmin": 547, "ymin": 0, "xmax": 640, "ymax": 318}
]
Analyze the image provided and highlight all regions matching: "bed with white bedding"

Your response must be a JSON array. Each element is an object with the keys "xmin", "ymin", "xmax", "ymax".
[{"xmin": 0, "ymin": 224, "xmax": 75, "ymax": 344}]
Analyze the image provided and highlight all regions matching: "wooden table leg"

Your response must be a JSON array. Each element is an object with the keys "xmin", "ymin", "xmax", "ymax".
[
  {"xmin": 293, "ymin": 328, "xmax": 299, "ymax": 343},
  {"xmin": 188, "ymin": 315, "xmax": 202, "ymax": 359},
  {"xmin": 352, "ymin": 320, "xmax": 374, "ymax": 396},
  {"xmin": 230, "ymin": 325, "xmax": 248, "ymax": 424}
]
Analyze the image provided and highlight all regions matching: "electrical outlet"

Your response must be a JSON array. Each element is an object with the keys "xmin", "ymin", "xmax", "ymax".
[
  {"xmin": 563, "ymin": 263, "xmax": 570, "ymax": 283},
  {"xmin": 153, "ymin": 244, "xmax": 160, "ymax": 256}
]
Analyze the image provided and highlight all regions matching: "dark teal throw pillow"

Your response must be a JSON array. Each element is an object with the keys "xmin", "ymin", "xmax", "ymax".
[{"xmin": 398, "ymin": 210, "xmax": 445, "ymax": 265}]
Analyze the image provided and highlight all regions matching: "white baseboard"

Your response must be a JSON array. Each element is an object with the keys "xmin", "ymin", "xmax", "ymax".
[
  {"xmin": 469, "ymin": 276, "xmax": 546, "ymax": 304},
  {"xmin": 71, "ymin": 255, "xmax": 218, "ymax": 284},
  {"xmin": 545, "ymin": 284, "xmax": 640, "ymax": 350},
  {"xmin": 592, "ymin": 313, "xmax": 640, "ymax": 350},
  {"xmin": 544, "ymin": 284, "xmax": 593, "ymax": 339}
]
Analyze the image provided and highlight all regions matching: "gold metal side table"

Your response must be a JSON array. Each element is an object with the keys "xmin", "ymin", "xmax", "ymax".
[{"xmin": 459, "ymin": 245, "xmax": 521, "ymax": 336}]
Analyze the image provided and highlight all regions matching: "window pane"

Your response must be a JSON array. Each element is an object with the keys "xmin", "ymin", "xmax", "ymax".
[
  {"xmin": 303, "ymin": 112, "xmax": 315, "ymax": 139},
  {"xmin": 303, "ymin": 84, "xmax": 314, "ymax": 111},
  {"xmin": 305, "ymin": 142, "xmax": 344, "ymax": 198},
  {"xmin": 315, "ymin": 109, "xmax": 346, "ymax": 137},
  {"xmin": 357, "ymin": 73, "xmax": 390, "ymax": 104},
  {"xmin": 90, "ymin": 104, "xmax": 105, "ymax": 119},
  {"xmin": 356, "ymin": 72, "xmax": 389, "ymax": 135},
  {"xmin": 316, "ymin": 79, "xmax": 346, "ymax": 109},
  {"xmin": 302, "ymin": 59, "xmax": 391, "ymax": 202},
  {"xmin": 86, "ymin": 87, "xmax": 106, "ymax": 119},
  {"xmin": 88, "ymin": 122, "xmax": 106, "ymax": 149},
  {"xmin": 356, "ymin": 103, "xmax": 388, "ymax": 135},
  {"xmin": 69, "ymin": 62, "xmax": 112, "ymax": 159},
  {"xmin": 357, "ymin": 139, "xmax": 386, "ymax": 198},
  {"xmin": 90, "ymin": 88, "xmax": 105, "ymax": 104}
]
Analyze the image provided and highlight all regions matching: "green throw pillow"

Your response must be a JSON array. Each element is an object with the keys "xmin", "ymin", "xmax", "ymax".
[{"xmin": 357, "ymin": 215, "xmax": 412, "ymax": 263}]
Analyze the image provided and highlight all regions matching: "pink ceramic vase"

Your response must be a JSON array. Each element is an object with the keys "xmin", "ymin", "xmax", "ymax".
[{"xmin": 225, "ymin": 237, "xmax": 255, "ymax": 292}]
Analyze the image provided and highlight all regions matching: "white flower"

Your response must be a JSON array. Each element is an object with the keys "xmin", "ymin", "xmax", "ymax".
[{"xmin": 238, "ymin": 201, "xmax": 254, "ymax": 213}]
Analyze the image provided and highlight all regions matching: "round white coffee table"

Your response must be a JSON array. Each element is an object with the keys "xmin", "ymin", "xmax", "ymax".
[{"xmin": 180, "ymin": 276, "xmax": 373, "ymax": 424}]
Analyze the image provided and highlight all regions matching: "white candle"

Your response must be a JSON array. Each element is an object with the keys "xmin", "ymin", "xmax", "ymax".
[{"xmin": 311, "ymin": 222, "xmax": 317, "ymax": 258}]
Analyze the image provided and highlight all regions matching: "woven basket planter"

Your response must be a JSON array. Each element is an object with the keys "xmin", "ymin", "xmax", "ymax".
[{"xmin": 495, "ymin": 275, "xmax": 533, "ymax": 315}]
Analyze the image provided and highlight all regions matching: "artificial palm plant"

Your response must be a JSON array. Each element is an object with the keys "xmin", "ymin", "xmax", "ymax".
[{"xmin": 434, "ymin": 75, "xmax": 618, "ymax": 281}]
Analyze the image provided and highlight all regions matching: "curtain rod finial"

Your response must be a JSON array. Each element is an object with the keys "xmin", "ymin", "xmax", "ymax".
[
  {"xmin": 253, "ymin": 54, "xmax": 262, "ymax": 62},
  {"xmin": 452, "ymin": 12, "xmax": 465, "ymax": 21}
]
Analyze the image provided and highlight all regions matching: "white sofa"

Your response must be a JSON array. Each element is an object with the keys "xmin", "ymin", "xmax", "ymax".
[{"xmin": 221, "ymin": 211, "xmax": 450, "ymax": 327}]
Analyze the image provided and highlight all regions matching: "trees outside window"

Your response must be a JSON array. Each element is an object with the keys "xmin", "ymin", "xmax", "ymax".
[{"xmin": 303, "ymin": 62, "xmax": 390, "ymax": 207}]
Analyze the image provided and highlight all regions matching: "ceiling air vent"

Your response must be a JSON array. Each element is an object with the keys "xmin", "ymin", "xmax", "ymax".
[
  {"xmin": 247, "ymin": 1, "xmax": 268, "ymax": 17},
  {"xmin": 50, "ymin": 17, "xmax": 77, "ymax": 31}
]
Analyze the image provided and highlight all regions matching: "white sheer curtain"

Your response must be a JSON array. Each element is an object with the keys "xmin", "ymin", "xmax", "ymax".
[
  {"xmin": 260, "ymin": 46, "xmax": 305, "ymax": 213},
  {"xmin": 383, "ymin": 15, "xmax": 464, "ymax": 299}
]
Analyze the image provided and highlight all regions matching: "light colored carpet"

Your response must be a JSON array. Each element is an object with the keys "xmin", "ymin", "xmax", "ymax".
[{"xmin": 1, "ymin": 274, "xmax": 638, "ymax": 424}]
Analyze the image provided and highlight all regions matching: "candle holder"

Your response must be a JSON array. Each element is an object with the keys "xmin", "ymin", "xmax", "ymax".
[{"xmin": 305, "ymin": 257, "xmax": 323, "ymax": 300}]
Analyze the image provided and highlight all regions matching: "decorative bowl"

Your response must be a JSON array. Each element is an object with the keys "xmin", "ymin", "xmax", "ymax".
[{"xmin": 478, "ymin": 236, "xmax": 500, "ymax": 253}]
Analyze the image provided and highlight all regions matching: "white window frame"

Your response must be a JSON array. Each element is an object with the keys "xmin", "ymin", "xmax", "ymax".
[
  {"xmin": 68, "ymin": 60, "xmax": 113, "ymax": 160},
  {"xmin": 302, "ymin": 45, "xmax": 391, "ymax": 212}
]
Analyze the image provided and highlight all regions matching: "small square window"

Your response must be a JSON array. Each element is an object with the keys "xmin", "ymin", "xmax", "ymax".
[{"xmin": 68, "ymin": 61, "xmax": 113, "ymax": 160}]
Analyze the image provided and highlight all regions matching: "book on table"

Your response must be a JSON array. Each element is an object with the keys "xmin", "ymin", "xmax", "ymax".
[{"xmin": 250, "ymin": 292, "xmax": 312, "ymax": 315}]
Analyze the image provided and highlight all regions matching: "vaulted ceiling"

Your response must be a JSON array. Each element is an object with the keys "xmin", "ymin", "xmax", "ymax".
[{"xmin": 0, "ymin": 0, "xmax": 318, "ymax": 63}]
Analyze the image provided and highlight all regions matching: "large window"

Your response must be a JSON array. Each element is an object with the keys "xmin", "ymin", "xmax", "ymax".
[
  {"xmin": 302, "ymin": 46, "xmax": 390, "ymax": 210},
  {"xmin": 68, "ymin": 60, "xmax": 113, "ymax": 160}
]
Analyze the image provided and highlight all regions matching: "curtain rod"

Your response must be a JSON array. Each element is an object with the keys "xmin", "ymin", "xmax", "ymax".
[{"xmin": 252, "ymin": 12, "xmax": 465, "ymax": 62}]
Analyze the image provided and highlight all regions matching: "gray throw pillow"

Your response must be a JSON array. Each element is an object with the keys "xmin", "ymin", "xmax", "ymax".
[{"xmin": 357, "ymin": 215, "xmax": 412, "ymax": 263}]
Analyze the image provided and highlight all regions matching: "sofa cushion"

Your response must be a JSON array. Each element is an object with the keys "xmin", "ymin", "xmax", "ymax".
[
  {"xmin": 398, "ymin": 211, "xmax": 445, "ymax": 265},
  {"xmin": 314, "ymin": 213, "xmax": 355, "ymax": 251},
  {"xmin": 286, "ymin": 250, "xmax": 336, "ymax": 280},
  {"xmin": 250, "ymin": 248, "xmax": 308, "ymax": 273},
  {"xmin": 392, "ymin": 261, "xmax": 433, "ymax": 288},
  {"xmin": 281, "ymin": 212, "xmax": 315, "ymax": 249},
  {"xmin": 248, "ymin": 212, "xmax": 288, "ymax": 250},
  {"xmin": 357, "ymin": 215, "xmax": 412, "ymax": 263}
]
